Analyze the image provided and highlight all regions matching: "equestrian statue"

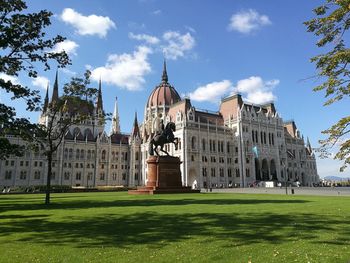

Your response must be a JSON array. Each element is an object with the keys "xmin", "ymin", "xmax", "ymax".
[{"xmin": 148, "ymin": 121, "xmax": 179, "ymax": 156}]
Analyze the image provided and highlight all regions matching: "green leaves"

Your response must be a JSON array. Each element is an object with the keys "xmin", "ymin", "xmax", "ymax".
[
  {"xmin": 0, "ymin": 0, "xmax": 70, "ymax": 159},
  {"xmin": 305, "ymin": 0, "xmax": 350, "ymax": 171}
]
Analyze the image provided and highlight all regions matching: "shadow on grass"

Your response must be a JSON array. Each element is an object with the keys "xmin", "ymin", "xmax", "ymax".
[
  {"xmin": 0, "ymin": 211, "xmax": 349, "ymax": 248},
  {"xmin": 0, "ymin": 197, "xmax": 310, "ymax": 213}
]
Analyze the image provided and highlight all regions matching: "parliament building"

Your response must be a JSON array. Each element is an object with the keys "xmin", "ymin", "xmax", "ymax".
[{"xmin": 0, "ymin": 62, "xmax": 319, "ymax": 189}]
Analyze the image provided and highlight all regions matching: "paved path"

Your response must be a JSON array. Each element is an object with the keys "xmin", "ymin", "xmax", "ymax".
[{"xmin": 201, "ymin": 187, "xmax": 350, "ymax": 196}]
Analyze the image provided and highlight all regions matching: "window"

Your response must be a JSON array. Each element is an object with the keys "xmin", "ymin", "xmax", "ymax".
[
  {"xmin": 80, "ymin": 150, "xmax": 85, "ymax": 159},
  {"xmin": 69, "ymin": 148, "xmax": 73, "ymax": 159},
  {"xmin": 135, "ymin": 152, "xmax": 139, "ymax": 161},
  {"xmin": 87, "ymin": 172, "xmax": 93, "ymax": 181},
  {"xmin": 20, "ymin": 171, "xmax": 27, "ymax": 180},
  {"xmin": 52, "ymin": 162, "xmax": 55, "ymax": 168},
  {"xmin": 76, "ymin": 172, "xmax": 81, "ymax": 180},
  {"xmin": 5, "ymin": 171, "xmax": 12, "ymax": 180},
  {"xmin": 39, "ymin": 162, "xmax": 43, "ymax": 167},
  {"xmin": 219, "ymin": 168, "xmax": 224, "ymax": 177},
  {"xmin": 122, "ymin": 173, "xmax": 126, "ymax": 180},
  {"xmin": 246, "ymin": 168, "xmax": 250, "ymax": 177},
  {"xmin": 228, "ymin": 168, "xmax": 232, "ymax": 177},
  {"xmin": 134, "ymin": 173, "xmax": 139, "ymax": 180},
  {"xmin": 87, "ymin": 150, "xmax": 91, "ymax": 159},
  {"xmin": 34, "ymin": 171, "xmax": 41, "ymax": 180},
  {"xmin": 34, "ymin": 161, "xmax": 38, "ymax": 167},
  {"xmin": 64, "ymin": 172, "xmax": 70, "ymax": 180},
  {"xmin": 227, "ymin": 142, "xmax": 230, "ymax": 153},
  {"xmin": 20, "ymin": 161, "xmax": 24, "ymax": 166},
  {"xmin": 26, "ymin": 161, "xmax": 29, "ymax": 166},
  {"xmin": 76, "ymin": 149, "xmax": 80, "ymax": 159},
  {"xmin": 202, "ymin": 139, "xmax": 206, "ymax": 151},
  {"xmin": 100, "ymin": 173, "xmax": 105, "ymax": 180},
  {"xmin": 202, "ymin": 168, "xmax": 207, "ymax": 177},
  {"xmin": 191, "ymin": 155, "xmax": 195, "ymax": 161},
  {"xmin": 112, "ymin": 173, "xmax": 117, "ymax": 181},
  {"xmin": 101, "ymin": 150, "xmax": 106, "ymax": 160},
  {"xmin": 51, "ymin": 172, "xmax": 56, "ymax": 180},
  {"xmin": 235, "ymin": 169, "xmax": 240, "ymax": 177},
  {"xmin": 191, "ymin": 136, "xmax": 196, "ymax": 150},
  {"xmin": 211, "ymin": 168, "xmax": 216, "ymax": 177}
]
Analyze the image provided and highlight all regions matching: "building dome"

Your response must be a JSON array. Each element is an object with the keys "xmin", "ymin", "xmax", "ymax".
[{"xmin": 146, "ymin": 61, "xmax": 181, "ymax": 108}]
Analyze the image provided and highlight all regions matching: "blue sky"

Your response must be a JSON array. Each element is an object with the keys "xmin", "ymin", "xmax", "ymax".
[{"xmin": 1, "ymin": 0, "xmax": 349, "ymax": 178}]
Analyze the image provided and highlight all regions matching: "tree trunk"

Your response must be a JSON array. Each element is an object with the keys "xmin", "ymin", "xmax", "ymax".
[{"xmin": 45, "ymin": 153, "xmax": 52, "ymax": 205}]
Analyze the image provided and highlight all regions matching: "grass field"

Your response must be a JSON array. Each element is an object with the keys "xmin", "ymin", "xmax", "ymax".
[{"xmin": 0, "ymin": 192, "xmax": 349, "ymax": 263}]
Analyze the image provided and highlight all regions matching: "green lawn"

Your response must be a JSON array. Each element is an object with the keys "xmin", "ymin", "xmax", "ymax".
[{"xmin": 0, "ymin": 192, "xmax": 349, "ymax": 263}]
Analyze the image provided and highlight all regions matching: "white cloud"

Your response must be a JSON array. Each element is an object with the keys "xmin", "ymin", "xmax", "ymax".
[
  {"xmin": 228, "ymin": 9, "xmax": 271, "ymax": 34},
  {"xmin": 128, "ymin": 32, "xmax": 160, "ymax": 45},
  {"xmin": 162, "ymin": 31, "xmax": 195, "ymax": 60},
  {"xmin": 32, "ymin": 76, "xmax": 49, "ymax": 90},
  {"xmin": 188, "ymin": 80, "xmax": 233, "ymax": 103},
  {"xmin": 52, "ymin": 40, "xmax": 79, "ymax": 56},
  {"xmin": 0, "ymin": 73, "xmax": 20, "ymax": 85},
  {"xmin": 234, "ymin": 76, "xmax": 279, "ymax": 104},
  {"xmin": 152, "ymin": 9, "xmax": 162, "ymax": 15},
  {"xmin": 60, "ymin": 8, "xmax": 116, "ymax": 38},
  {"xmin": 91, "ymin": 46, "xmax": 152, "ymax": 91},
  {"xmin": 61, "ymin": 68, "xmax": 77, "ymax": 76}
]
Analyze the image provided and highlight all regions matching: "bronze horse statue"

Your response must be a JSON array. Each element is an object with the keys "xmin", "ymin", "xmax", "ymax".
[{"xmin": 148, "ymin": 122, "xmax": 178, "ymax": 156}]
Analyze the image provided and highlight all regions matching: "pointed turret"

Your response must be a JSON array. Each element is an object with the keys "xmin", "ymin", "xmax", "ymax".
[
  {"xmin": 161, "ymin": 59, "xmax": 168, "ymax": 83},
  {"xmin": 110, "ymin": 96, "xmax": 121, "ymax": 134},
  {"xmin": 131, "ymin": 111, "xmax": 140, "ymax": 138},
  {"xmin": 306, "ymin": 137, "xmax": 312, "ymax": 153},
  {"xmin": 43, "ymin": 84, "xmax": 49, "ymax": 112},
  {"xmin": 96, "ymin": 77, "xmax": 103, "ymax": 112},
  {"xmin": 51, "ymin": 70, "xmax": 59, "ymax": 103}
]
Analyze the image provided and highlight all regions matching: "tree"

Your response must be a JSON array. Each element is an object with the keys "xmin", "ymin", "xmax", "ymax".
[
  {"xmin": 35, "ymin": 70, "xmax": 100, "ymax": 205},
  {"xmin": 304, "ymin": 0, "xmax": 350, "ymax": 171},
  {"xmin": 0, "ymin": 0, "xmax": 70, "ymax": 159}
]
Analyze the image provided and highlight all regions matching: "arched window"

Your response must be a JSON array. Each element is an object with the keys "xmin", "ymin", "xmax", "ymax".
[
  {"xmin": 135, "ymin": 152, "xmax": 139, "ymax": 161},
  {"xmin": 80, "ymin": 149, "xmax": 85, "ymax": 159},
  {"xmin": 87, "ymin": 150, "xmax": 91, "ymax": 159},
  {"xmin": 227, "ymin": 141, "xmax": 230, "ymax": 153},
  {"xmin": 76, "ymin": 149, "xmax": 80, "ymax": 159},
  {"xmin": 191, "ymin": 136, "xmax": 196, "ymax": 150},
  {"xmin": 102, "ymin": 150, "xmax": 106, "ymax": 160},
  {"xmin": 202, "ymin": 139, "xmax": 206, "ymax": 151},
  {"xmin": 69, "ymin": 148, "xmax": 73, "ymax": 159}
]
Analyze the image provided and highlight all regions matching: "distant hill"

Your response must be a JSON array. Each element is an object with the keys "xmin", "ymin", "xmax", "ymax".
[{"xmin": 324, "ymin": 176, "xmax": 350, "ymax": 181}]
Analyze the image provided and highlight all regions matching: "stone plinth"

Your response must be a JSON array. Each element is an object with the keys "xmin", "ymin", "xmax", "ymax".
[{"xmin": 128, "ymin": 156, "xmax": 200, "ymax": 195}]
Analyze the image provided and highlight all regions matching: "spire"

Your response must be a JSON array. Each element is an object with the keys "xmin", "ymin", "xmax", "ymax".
[
  {"xmin": 307, "ymin": 137, "xmax": 312, "ymax": 151},
  {"xmin": 161, "ymin": 59, "xmax": 168, "ymax": 83},
  {"xmin": 131, "ymin": 111, "xmax": 140, "ymax": 138},
  {"xmin": 51, "ymin": 70, "xmax": 59, "ymax": 102},
  {"xmin": 96, "ymin": 77, "xmax": 103, "ymax": 112},
  {"xmin": 111, "ymin": 96, "xmax": 120, "ymax": 134},
  {"xmin": 43, "ymin": 84, "xmax": 49, "ymax": 112}
]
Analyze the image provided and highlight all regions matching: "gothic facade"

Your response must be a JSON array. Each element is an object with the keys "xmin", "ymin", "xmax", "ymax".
[{"xmin": 0, "ymin": 63, "xmax": 319, "ymax": 189}]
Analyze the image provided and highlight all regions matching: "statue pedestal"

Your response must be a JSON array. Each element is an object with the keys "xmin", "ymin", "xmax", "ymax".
[{"xmin": 128, "ymin": 156, "xmax": 200, "ymax": 195}]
